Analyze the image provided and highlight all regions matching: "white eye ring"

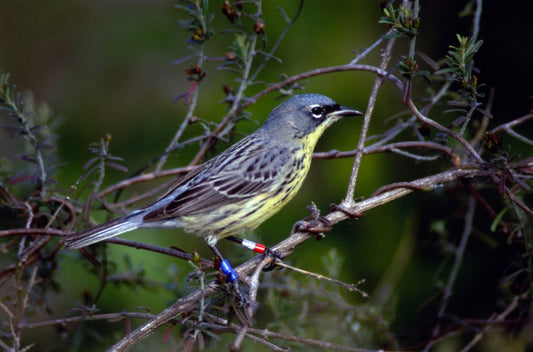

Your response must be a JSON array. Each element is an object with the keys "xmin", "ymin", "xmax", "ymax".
[{"xmin": 309, "ymin": 104, "xmax": 323, "ymax": 119}]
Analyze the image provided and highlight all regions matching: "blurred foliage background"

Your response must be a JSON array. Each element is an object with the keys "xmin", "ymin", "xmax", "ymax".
[{"xmin": 1, "ymin": 1, "xmax": 532, "ymax": 351}]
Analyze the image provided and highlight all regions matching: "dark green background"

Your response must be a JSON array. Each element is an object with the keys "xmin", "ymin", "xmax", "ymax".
[{"xmin": 1, "ymin": 1, "xmax": 531, "ymax": 350}]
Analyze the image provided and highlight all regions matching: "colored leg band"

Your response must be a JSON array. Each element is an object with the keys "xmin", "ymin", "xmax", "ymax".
[
  {"xmin": 220, "ymin": 259, "xmax": 238, "ymax": 282},
  {"xmin": 241, "ymin": 239, "xmax": 267, "ymax": 254}
]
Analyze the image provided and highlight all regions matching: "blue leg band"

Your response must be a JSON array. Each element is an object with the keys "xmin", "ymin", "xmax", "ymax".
[{"xmin": 220, "ymin": 259, "xmax": 238, "ymax": 282}]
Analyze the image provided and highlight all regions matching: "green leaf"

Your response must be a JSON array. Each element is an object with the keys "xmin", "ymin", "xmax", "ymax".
[
  {"xmin": 434, "ymin": 67, "xmax": 454, "ymax": 75},
  {"xmin": 491, "ymin": 207, "xmax": 508, "ymax": 232}
]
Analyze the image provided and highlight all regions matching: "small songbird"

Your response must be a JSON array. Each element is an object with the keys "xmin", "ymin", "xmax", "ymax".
[{"xmin": 64, "ymin": 94, "xmax": 362, "ymax": 282}]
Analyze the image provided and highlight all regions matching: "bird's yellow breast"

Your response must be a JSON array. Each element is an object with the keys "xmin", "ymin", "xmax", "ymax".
[{"xmin": 178, "ymin": 146, "xmax": 312, "ymax": 239}]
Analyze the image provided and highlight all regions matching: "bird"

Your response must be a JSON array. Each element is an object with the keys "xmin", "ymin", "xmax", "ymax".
[{"xmin": 64, "ymin": 94, "xmax": 362, "ymax": 282}]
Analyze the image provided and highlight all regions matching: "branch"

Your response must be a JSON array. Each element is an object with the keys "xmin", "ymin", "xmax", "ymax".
[
  {"xmin": 459, "ymin": 293, "xmax": 524, "ymax": 352},
  {"xmin": 106, "ymin": 166, "xmax": 491, "ymax": 351},
  {"xmin": 18, "ymin": 312, "xmax": 155, "ymax": 330},
  {"xmin": 181, "ymin": 63, "xmax": 403, "ymax": 172},
  {"xmin": 407, "ymin": 99, "xmax": 485, "ymax": 163},
  {"xmin": 490, "ymin": 112, "xmax": 533, "ymax": 146},
  {"xmin": 425, "ymin": 196, "xmax": 476, "ymax": 352},
  {"xmin": 97, "ymin": 165, "xmax": 197, "ymax": 198},
  {"xmin": 247, "ymin": 64, "xmax": 404, "ymax": 104},
  {"xmin": 344, "ymin": 37, "xmax": 397, "ymax": 203},
  {"xmin": 105, "ymin": 237, "xmax": 215, "ymax": 269},
  {"xmin": 314, "ymin": 141, "xmax": 461, "ymax": 165},
  {"xmin": 90, "ymin": 64, "xmax": 404, "ymax": 209},
  {"xmin": 189, "ymin": 28, "xmax": 259, "ymax": 167}
]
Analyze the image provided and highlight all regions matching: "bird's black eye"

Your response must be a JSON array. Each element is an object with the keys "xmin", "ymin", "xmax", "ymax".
[{"xmin": 310, "ymin": 105, "xmax": 324, "ymax": 119}]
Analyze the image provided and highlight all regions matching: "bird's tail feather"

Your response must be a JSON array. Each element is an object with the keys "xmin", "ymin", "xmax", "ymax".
[{"xmin": 64, "ymin": 213, "xmax": 141, "ymax": 249}]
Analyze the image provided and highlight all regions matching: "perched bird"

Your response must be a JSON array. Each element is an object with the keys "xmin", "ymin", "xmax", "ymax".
[{"xmin": 64, "ymin": 94, "xmax": 362, "ymax": 282}]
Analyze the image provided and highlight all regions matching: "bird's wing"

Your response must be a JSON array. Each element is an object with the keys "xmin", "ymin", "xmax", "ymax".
[{"xmin": 142, "ymin": 140, "xmax": 292, "ymax": 221}]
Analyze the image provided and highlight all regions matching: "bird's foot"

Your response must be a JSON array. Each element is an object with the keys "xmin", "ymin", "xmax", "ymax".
[
  {"xmin": 291, "ymin": 202, "xmax": 332, "ymax": 240},
  {"xmin": 292, "ymin": 217, "xmax": 332, "ymax": 240},
  {"xmin": 261, "ymin": 247, "xmax": 284, "ymax": 272}
]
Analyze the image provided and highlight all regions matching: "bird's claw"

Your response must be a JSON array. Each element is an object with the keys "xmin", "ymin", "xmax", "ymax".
[
  {"xmin": 291, "ymin": 202, "xmax": 332, "ymax": 240},
  {"xmin": 231, "ymin": 281, "xmax": 254, "ymax": 309},
  {"xmin": 292, "ymin": 217, "xmax": 332, "ymax": 240},
  {"xmin": 261, "ymin": 247, "xmax": 284, "ymax": 272}
]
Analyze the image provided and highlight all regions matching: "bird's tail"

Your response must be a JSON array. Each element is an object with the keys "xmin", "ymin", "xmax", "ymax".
[{"xmin": 64, "ymin": 212, "xmax": 142, "ymax": 249}]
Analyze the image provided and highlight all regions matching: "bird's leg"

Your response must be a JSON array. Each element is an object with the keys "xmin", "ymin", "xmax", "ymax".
[
  {"xmin": 224, "ymin": 236, "xmax": 283, "ymax": 272},
  {"xmin": 225, "ymin": 236, "xmax": 266, "ymax": 255},
  {"xmin": 206, "ymin": 235, "xmax": 251, "ymax": 306},
  {"xmin": 224, "ymin": 235, "xmax": 282, "ymax": 259},
  {"xmin": 207, "ymin": 235, "xmax": 238, "ymax": 283}
]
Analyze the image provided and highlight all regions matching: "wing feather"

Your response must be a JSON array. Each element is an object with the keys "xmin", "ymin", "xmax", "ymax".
[{"xmin": 142, "ymin": 139, "xmax": 292, "ymax": 221}]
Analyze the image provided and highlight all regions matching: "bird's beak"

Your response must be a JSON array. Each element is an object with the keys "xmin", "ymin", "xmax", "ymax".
[{"xmin": 327, "ymin": 106, "xmax": 363, "ymax": 118}]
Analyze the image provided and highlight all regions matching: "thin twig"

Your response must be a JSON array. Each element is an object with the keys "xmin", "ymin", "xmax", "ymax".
[
  {"xmin": 490, "ymin": 113, "xmax": 533, "ymax": 146},
  {"xmin": 459, "ymin": 293, "xmax": 523, "ymax": 352},
  {"xmin": 471, "ymin": 0, "xmax": 483, "ymax": 43},
  {"xmin": 344, "ymin": 38, "xmax": 397, "ymax": 203},
  {"xmin": 424, "ymin": 195, "xmax": 476, "ymax": 352},
  {"xmin": 97, "ymin": 165, "xmax": 197, "ymax": 198},
  {"xmin": 274, "ymin": 261, "xmax": 368, "ymax": 297},
  {"xmin": 350, "ymin": 31, "xmax": 390, "ymax": 65},
  {"xmin": 407, "ymin": 99, "xmax": 485, "ymax": 163},
  {"xmin": 313, "ymin": 141, "xmax": 460, "ymax": 165},
  {"xmin": 18, "ymin": 312, "xmax": 156, "ymax": 330},
  {"xmin": 248, "ymin": 0, "xmax": 304, "ymax": 83},
  {"xmin": 490, "ymin": 113, "xmax": 533, "ymax": 134},
  {"xmin": 189, "ymin": 32, "xmax": 259, "ymax": 167},
  {"xmin": 471, "ymin": 86, "xmax": 495, "ymax": 149}
]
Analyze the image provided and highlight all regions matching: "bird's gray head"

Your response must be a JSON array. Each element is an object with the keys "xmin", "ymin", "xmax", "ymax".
[{"xmin": 262, "ymin": 94, "xmax": 362, "ymax": 139}]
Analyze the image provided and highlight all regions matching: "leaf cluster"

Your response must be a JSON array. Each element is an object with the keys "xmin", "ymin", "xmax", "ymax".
[
  {"xmin": 379, "ymin": 3, "xmax": 420, "ymax": 39},
  {"xmin": 0, "ymin": 73, "xmax": 58, "ymax": 195},
  {"xmin": 176, "ymin": 0, "xmax": 214, "ymax": 44},
  {"xmin": 436, "ymin": 34, "xmax": 484, "ymax": 99}
]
